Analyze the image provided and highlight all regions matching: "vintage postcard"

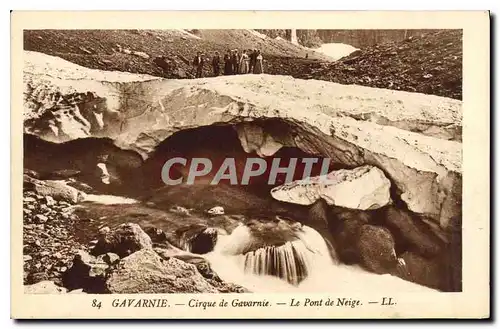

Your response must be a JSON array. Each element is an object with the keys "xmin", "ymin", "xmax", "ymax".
[{"xmin": 11, "ymin": 10, "xmax": 490, "ymax": 319}]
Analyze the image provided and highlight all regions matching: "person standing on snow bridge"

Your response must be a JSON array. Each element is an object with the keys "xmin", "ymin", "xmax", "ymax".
[
  {"xmin": 212, "ymin": 51, "xmax": 221, "ymax": 77},
  {"xmin": 192, "ymin": 51, "xmax": 204, "ymax": 78}
]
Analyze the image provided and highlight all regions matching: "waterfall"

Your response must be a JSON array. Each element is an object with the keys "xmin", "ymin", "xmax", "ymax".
[
  {"xmin": 206, "ymin": 223, "xmax": 334, "ymax": 288},
  {"xmin": 205, "ymin": 223, "xmax": 438, "ymax": 293},
  {"xmin": 241, "ymin": 224, "xmax": 338, "ymax": 285},
  {"xmin": 243, "ymin": 241, "xmax": 310, "ymax": 285}
]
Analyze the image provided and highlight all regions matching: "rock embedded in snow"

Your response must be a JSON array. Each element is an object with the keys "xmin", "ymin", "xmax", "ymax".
[
  {"xmin": 23, "ymin": 51, "xmax": 462, "ymax": 227},
  {"xmin": 270, "ymin": 165, "xmax": 392, "ymax": 210}
]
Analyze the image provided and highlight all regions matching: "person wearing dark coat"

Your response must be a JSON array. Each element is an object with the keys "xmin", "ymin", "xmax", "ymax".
[
  {"xmin": 249, "ymin": 48, "xmax": 258, "ymax": 73},
  {"xmin": 192, "ymin": 51, "xmax": 204, "ymax": 78},
  {"xmin": 212, "ymin": 52, "xmax": 221, "ymax": 76},
  {"xmin": 253, "ymin": 50, "xmax": 264, "ymax": 74},
  {"xmin": 232, "ymin": 50, "xmax": 239, "ymax": 74},
  {"xmin": 223, "ymin": 50, "xmax": 233, "ymax": 75}
]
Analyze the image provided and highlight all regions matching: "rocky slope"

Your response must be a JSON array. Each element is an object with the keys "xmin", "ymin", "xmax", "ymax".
[
  {"xmin": 264, "ymin": 30, "xmax": 462, "ymax": 99},
  {"xmin": 317, "ymin": 30, "xmax": 462, "ymax": 100},
  {"xmin": 24, "ymin": 29, "xmax": 462, "ymax": 99},
  {"xmin": 23, "ymin": 29, "xmax": 331, "ymax": 80},
  {"xmin": 23, "ymin": 187, "xmax": 87, "ymax": 287}
]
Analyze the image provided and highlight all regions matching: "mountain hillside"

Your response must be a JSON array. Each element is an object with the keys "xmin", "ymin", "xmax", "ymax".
[
  {"xmin": 23, "ymin": 29, "xmax": 330, "ymax": 79},
  {"xmin": 264, "ymin": 30, "xmax": 462, "ymax": 99}
]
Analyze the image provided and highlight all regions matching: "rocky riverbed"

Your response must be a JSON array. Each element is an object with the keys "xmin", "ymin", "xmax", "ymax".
[
  {"xmin": 23, "ymin": 177, "xmax": 248, "ymax": 294},
  {"xmin": 22, "ymin": 163, "xmax": 458, "ymax": 294},
  {"xmin": 23, "ymin": 189, "xmax": 87, "ymax": 287},
  {"xmin": 22, "ymin": 49, "xmax": 462, "ymax": 294}
]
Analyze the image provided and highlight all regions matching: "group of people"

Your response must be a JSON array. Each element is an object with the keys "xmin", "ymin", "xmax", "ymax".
[{"xmin": 192, "ymin": 49, "xmax": 264, "ymax": 78}]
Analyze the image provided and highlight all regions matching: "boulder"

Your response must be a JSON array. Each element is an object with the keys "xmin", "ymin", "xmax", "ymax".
[
  {"xmin": 106, "ymin": 249, "xmax": 219, "ymax": 293},
  {"xmin": 155, "ymin": 245, "xmax": 249, "ymax": 293},
  {"xmin": 153, "ymin": 247, "xmax": 247, "ymax": 292},
  {"xmin": 328, "ymin": 208, "xmax": 370, "ymax": 264},
  {"xmin": 399, "ymin": 251, "xmax": 443, "ymax": 290},
  {"xmin": 25, "ymin": 176, "xmax": 85, "ymax": 204},
  {"xmin": 382, "ymin": 206, "xmax": 443, "ymax": 256},
  {"xmin": 207, "ymin": 206, "xmax": 224, "ymax": 216},
  {"xmin": 154, "ymin": 247, "xmax": 220, "ymax": 281},
  {"xmin": 357, "ymin": 224, "xmax": 400, "ymax": 275},
  {"xmin": 91, "ymin": 223, "xmax": 153, "ymax": 257},
  {"xmin": 271, "ymin": 165, "xmax": 392, "ymax": 210},
  {"xmin": 24, "ymin": 280, "xmax": 67, "ymax": 294},
  {"xmin": 189, "ymin": 228, "xmax": 218, "ymax": 254},
  {"xmin": 144, "ymin": 226, "xmax": 169, "ymax": 244},
  {"xmin": 23, "ymin": 51, "xmax": 462, "ymax": 227},
  {"xmin": 62, "ymin": 250, "xmax": 110, "ymax": 293},
  {"xmin": 176, "ymin": 225, "xmax": 218, "ymax": 254}
]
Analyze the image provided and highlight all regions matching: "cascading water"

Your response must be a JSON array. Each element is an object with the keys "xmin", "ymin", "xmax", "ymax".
[
  {"xmin": 76, "ymin": 194, "xmax": 438, "ymax": 293},
  {"xmin": 240, "ymin": 225, "xmax": 339, "ymax": 286},
  {"xmin": 205, "ymin": 224, "xmax": 438, "ymax": 293},
  {"xmin": 243, "ymin": 241, "xmax": 310, "ymax": 286}
]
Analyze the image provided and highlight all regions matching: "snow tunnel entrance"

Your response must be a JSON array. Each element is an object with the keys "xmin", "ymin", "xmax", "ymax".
[{"xmin": 141, "ymin": 119, "xmax": 347, "ymax": 199}]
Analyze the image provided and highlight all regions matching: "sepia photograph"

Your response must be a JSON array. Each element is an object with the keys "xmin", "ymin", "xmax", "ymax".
[{"xmin": 11, "ymin": 10, "xmax": 490, "ymax": 319}]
